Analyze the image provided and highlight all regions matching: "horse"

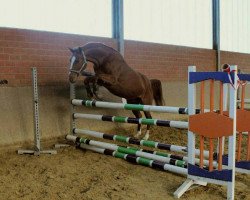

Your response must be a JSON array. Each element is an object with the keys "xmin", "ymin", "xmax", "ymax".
[{"xmin": 68, "ymin": 42, "xmax": 165, "ymax": 140}]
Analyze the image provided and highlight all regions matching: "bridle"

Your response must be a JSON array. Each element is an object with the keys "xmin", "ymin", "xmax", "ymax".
[{"xmin": 69, "ymin": 50, "xmax": 88, "ymax": 76}]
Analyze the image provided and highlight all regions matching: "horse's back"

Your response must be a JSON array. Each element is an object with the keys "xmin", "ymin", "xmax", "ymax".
[{"xmin": 82, "ymin": 42, "xmax": 152, "ymax": 100}]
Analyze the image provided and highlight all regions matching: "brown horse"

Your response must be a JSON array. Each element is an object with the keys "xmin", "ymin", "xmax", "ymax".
[{"xmin": 68, "ymin": 42, "xmax": 165, "ymax": 140}]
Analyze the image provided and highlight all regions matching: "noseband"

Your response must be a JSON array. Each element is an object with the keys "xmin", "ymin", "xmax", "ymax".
[{"xmin": 69, "ymin": 50, "xmax": 88, "ymax": 76}]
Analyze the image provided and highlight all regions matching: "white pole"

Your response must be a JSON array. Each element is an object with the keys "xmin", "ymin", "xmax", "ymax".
[
  {"xmin": 187, "ymin": 66, "xmax": 197, "ymax": 165},
  {"xmin": 227, "ymin": 65, "xmax": 237, "ymax": 200}
]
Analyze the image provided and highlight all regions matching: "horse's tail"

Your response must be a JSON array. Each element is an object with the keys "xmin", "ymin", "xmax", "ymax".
[{"xmin": 150, "ymin": 79, "xmax": 165, "ymax": 106}]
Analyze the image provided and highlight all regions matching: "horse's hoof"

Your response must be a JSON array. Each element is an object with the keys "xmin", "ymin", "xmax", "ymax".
[
  {"xmin": 142, "ymin": 131, "xmax": 150, "ymax": 140},
  {"xmin": 142, "ymin": 134, "xmax": 149, "ymax": 140},
  {"xmin": 95, "ymin": 95, "xmax": 104, "ymax": 101},
  {"xmin": 134, "ymin": 131, "xmax": 141, "ymax": 138}
]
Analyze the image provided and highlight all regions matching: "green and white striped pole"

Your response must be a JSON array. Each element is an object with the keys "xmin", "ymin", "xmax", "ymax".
[
  {"xmin": 74, "ymin": 129, "xmax": 213, "ymax": 162},
  {"xmin": 66, "ymin": 135, "xmax": 187, "ymax": 175},
  {"xmin": 66, "ymin": 135, "xmax": 187, "ymax": 168},
  {"xmin": 73, "ymin": 113, "xmax": 189, "ymax": 129},
  {"xmin": 72, "ymin": 99, "xmax": 192, "ymax": 114}
]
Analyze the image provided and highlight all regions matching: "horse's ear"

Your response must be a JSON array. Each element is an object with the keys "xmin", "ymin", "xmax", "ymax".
[{"xmin": 68, "ymin": 47, "xmax": 74, "ymax": 53}]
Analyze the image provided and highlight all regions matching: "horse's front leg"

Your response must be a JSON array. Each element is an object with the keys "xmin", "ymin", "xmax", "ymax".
[
  {"xmin": 84, "ymin": 77, "xmax": 94, "ymax": 99},
  {"xmin": 92, "ymin": 77, "xmax": 103, "ymax": 101}
]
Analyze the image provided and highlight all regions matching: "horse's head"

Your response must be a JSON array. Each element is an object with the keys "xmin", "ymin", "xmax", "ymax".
[{"xmin": 68, "ymin": 47, "xmax": 87, "ymax": 83}]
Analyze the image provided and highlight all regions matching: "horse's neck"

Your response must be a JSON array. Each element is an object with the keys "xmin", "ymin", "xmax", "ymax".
[{"xmin": 85, "ymin": 48, "xmax": 120, "ymax": 67}]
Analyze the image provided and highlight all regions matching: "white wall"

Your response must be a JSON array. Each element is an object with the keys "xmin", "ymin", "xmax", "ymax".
[
  {"xmin": 124, "ymin": 0, "xmax": 212, "ymax": 49},
  {"xmin": 0, "ymin": 0, "xmax": 249, "ymax": 54},
  {"xmin": 221, "ymin": 0, "xmax": 250, "ymax": 54},
  {"xmin": 0, "ymin": 0, "xmax": 112, "ymax": 37}
]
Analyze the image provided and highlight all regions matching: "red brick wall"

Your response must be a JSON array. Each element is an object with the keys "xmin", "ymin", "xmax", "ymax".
[
  {"xmin": 0, "ymin": 28, "xmax": 250, "ymax": 86},
  {"xmin": 0, "ymin": 28, "xmax": 116, "ymax": 86},
  {"xmin": 221, "ymin": 51, "xmax": 250, "ymax": 73},
  {"xmin": 125, "ymin": 41, "xmax": 216, "ymax": 81}
]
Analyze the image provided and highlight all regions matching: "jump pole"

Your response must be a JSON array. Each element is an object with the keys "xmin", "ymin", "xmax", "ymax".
[
  {"xmin": 72, "ymin": 99, "xmax": 211, "ymax": 114},
  {"xmin": 66, "ymin": 135, "xmax": 187, "ymax": 168},
  {"xmin": 18, "ymin": 68, "xmax": 56, "ymax": 155},
  {"xmin": 66, "ymin": 135, "xmax": 187, "ymax": 175},
  {"xmin": 73, "ymin": 128, "xmax": 215, "ymax": 164},
  {"xmin": 73, "ymin": 113, "xmax": 188, "ymax": 129}
]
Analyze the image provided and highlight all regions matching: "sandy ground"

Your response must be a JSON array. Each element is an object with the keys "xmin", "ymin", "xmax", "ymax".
[{"xmin": 0, "ymin": 126, "xmax": 249, "ymax": 200}]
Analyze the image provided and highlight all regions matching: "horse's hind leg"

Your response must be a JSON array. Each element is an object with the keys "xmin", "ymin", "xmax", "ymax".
[
  {"xmin": 143, "ymin": 111, "xmax": 152, "ymax": 140},
  {"xmin": 140, "ymin": 89, "xmax": 154, "ymax": 140},
  {"xmin": 132, "ymin": 110, "xmax": 143, "ymax": 138},
  {"xmin": 127, "ymin": 99, "xmax": 142, "ymax": 138}
]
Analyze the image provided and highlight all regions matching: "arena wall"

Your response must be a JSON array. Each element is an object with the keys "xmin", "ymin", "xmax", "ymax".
[{"xmin": 0, "ymin": 27, "xmax": 250, "ymax": 147}]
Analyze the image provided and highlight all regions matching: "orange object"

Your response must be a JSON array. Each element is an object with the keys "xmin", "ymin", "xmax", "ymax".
[
  {"xmin": 189, "ymin": 112, "xmax": 234, "ymax": 138},
  {"xmin": 218, "ymin": 137, "xmax": 223, "ymax": 170},
  {"xmin": 224, "ymin": 110, "xmax": 250, "ymax": 132},
  {"xmin": 209, "ymin": 138, "xmax": 214, "ymax": 171},
  {"xmin": 210, "ymin": 80, "xmax": 214, "ymax": 111},
  {"xmin": 199, "ymin": 81, "xmax": 205, "ymax": 168}
]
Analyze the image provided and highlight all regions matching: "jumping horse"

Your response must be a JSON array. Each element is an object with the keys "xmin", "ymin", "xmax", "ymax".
[{"xmin": 68, "ymin": 42, "xmax": 165, "ymax": 140}]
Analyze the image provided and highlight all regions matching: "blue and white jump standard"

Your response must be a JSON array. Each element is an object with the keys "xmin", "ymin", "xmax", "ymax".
[{"xmin": 174, "ymin": 66, "xmax": 238, "ymax": 199}]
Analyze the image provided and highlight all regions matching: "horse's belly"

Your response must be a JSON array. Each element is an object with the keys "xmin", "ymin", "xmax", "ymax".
[{"xmin": 105, "ymin": 84, "xmax": 144, "ymax": 99}]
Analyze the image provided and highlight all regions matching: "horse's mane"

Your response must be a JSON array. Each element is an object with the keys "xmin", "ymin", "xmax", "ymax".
[{"xmin": 81, "ymin": 42, "xmax": 122, "ymax": 56}]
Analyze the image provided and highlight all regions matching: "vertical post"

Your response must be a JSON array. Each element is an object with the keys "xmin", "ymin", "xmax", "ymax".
[
  {"xmin": 212, "ymin": 0, "xmax": 220, "ymax": 71},
  {"xmin": 218, "ymin": 82, "xmax": 224, "ymax": 170},
  {"xmin": 200, "ymin": 81, "xmax": 205, "ymax": 168},
  {"xmin": 70, "ymin": 83, "xmax": 76, "ymax": 135},
  {"xmin": 219, "ymin": 83, "xmax": 228, "ymax": 154},
  {"xmin": 174, "ymin": 66, "xmax": 207, "ymax": 198},
  {"xmin": 227, "ymin": 65, "xmax": 237, "ymax": 199},
  {"xmin": 112, "ymin": 0, "xmax": 124, "ymax": 56},
  {"xmin": 209, "ymin": 80, "xmax": 215, "ymax": 171},
  {"xmin": 188, "ymin": 66, "xmax": 197, "ymax": 165},
  {"xmin": 32, "ymin": 68, "xmax": 40, "ymax": 151},
  {"xmin": 18, "ymin": 68, "xmax": 57, "ymax": 155},
  {"xmin": 112, "ymin": 0, "xmax": 126, "ymax": 103}
]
